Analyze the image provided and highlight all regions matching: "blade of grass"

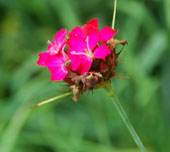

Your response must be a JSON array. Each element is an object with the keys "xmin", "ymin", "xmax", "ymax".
[
  {"xmin": 104, "ymin": 82, "xmax": 147, "ymax": 152},
  {"xmin": 112, "ymin": 0, "xmax": 117, "ymax": 29},
  {"xmin": 35, "ymin": 92, "xmax": 72, "ymax": 107}
]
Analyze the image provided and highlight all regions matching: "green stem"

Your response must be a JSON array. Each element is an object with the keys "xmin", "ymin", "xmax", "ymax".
[
  {"xmin": 104, "ymin": 82, "xmax": 147, "ymax": 152},
  {"xmin": 36, "ymin": 92, "xmax": 72, "ymax": 107},
  {"xmin": 112, "ymin": 0, "xmax": 117, "ymax": 29}
]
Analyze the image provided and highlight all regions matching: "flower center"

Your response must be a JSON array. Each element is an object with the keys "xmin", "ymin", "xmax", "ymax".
[
  {"xmin": 70, "ymin": 50, "xmax": 93, "ymax": 58},
  {"xmin": 85, "ymin": 36, "xmax": 93, "ymax": 58},
  {"xmin": 49, "ymin": 46, "xmax": 59, "ymax": 55},
  {"xmin": 70, "ymin": 36, "xmax": 93, "ymax": 58},
  {"xmin": 85, "ymin": 49, "xmax": 93, "ymax": 58}
]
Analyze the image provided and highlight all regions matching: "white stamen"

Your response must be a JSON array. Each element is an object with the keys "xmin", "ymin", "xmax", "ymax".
[
  {"xmin": 47, "ymin": 40, "xmax": 52, "ymax": 45},
  {"xmin": 61, "ymin": 64, "xmax": 68, "ymax": 73},
  {"xmin": 71, "ymin": 51, "xmax": 87, "ymax": 56},
  {"xmin": 86, "ymin": 36, "xmax": 91, "ymax": 52},
  {"xmin": 70, "ymin": 37, "xmax": 94, "ymax": 58},
  {"xmin": 50, "ymin": 49, "xmax": 59, "ymax": 55},
  {"xmin": 85, "ymin": 36, "xmax": 93, "ymax": 58}
]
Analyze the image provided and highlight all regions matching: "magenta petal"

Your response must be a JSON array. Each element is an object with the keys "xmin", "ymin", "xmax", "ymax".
[
  {"xmin": 82, "ymin": 19, "xmax": 99, "ymax": 36},
  {"xmin": 82, "ymin": 24, "xmax": 98, "ymax": 36},
  {"xmin": 37, "ymin": 51, "xmax": 50, "ymax": 66},
  {"xmin": 50, "ymin": 65, "xmax": 68, "ymax": 81},
  {"xmin": 87, "ymin": 32, "xmax": 99, "ymax": 50},
  {"xmin": 45, "ymin": 55, "xmax": 64, "ymax": 71},
  {"xmin": 77, "ymin": 57, "xmax": 92, "ymax": 74},
  {"xmin": 67, "ymin": 37, "xmax": 86, "ymax": 51},
  {"xmin": 68, "ymin": 47, "xmax": 85, "ymax": 71},
  {"xmin": 48, "ymin": 41, "xmax": 56, "ymax": 51},
  {"xmin": 99, "ymin": 26, "xmax": 116, "ymax": 41},
  {"xmin": 69, "ymin": 26, "xmax": 85, "ymax": 39},
  {"xmin": 87, "ymin": 18, "xmax": 99, "ymax": 29},
  {"xmin": 94, "ymin": 44, "xmax": 111, "ymax": 59},
  {"xmin": 45, "ymin": 55, "xmax": 68, "ymax": 81},
  {"xmin": 70, "ymin": 56, "xmax": 82, "ymax": 71},
  {"xmin": 54, "ymin": 29, "xmax": 67, "ymax": 47}
]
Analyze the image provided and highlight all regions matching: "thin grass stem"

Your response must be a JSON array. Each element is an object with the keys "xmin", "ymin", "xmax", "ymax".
[
  {"xmin": 104, "ymin": 82, "xmax": 147, "ymax": 152},
  {"xmin": 36, "ymin": 92, "xmax": 72, "ymax": 107},
  {"xmin": 112, "ymin": 0, "xmax": 117, "ymax": 29}
]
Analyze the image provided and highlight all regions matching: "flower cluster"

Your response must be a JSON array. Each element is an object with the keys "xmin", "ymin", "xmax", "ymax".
[{"xmin": 37, "ymin": 18, "xmax": 127, "ymax": 101}]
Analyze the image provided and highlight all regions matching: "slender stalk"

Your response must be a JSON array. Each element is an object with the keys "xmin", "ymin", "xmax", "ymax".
[
  {"xmin": 112, "ymin": 0, "xmax": 117, "ymax": 29},
  {"xmin": 36, "ymin": 92, "xmax": 72, "ymax": 107},
  {"xmin": 104, "ymin": 82, "xmax": 147, "ymax": 152}
]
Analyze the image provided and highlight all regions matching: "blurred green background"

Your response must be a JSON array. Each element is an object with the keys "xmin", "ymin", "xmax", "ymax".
[{"xmin": 0, "ymin": 0, "xmax": 170, "ymax": 152}]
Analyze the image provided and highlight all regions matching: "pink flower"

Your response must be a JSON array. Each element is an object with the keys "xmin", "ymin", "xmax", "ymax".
[
  {"xmin": 48, "ymin": 29, "xmax": 67, "ymax": 55},
  {"xmin": 37, "ymin": 29, "xmax": 69, "ymax": 81},
  {"xmin": 68, "ymin": 19, "xmax": 117, "ymax": 74},
  {"xmin": 37, "ymin": 29, "xmax": 67, "ymax": 66},
  {"xmin": 68, "ymin": 32, "xmax": 110, "ymax": 74}
]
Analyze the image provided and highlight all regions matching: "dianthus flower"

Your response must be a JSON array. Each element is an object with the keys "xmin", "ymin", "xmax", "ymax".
[
  {"xmin": 37, "ymin": 29, "xmax": 69, "ymax": 81},
  {"xmin": 37, "ymin": 18, "xmax": 127, "ymax": 101},
  {"xmin": 67, "ymin": 19, "xmax": 116, "ymax": 74}
]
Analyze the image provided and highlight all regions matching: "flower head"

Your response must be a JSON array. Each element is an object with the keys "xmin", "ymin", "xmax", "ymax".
[{"xmin": 37, "ymin": 18, "xmax": 127, "ymax": 101}]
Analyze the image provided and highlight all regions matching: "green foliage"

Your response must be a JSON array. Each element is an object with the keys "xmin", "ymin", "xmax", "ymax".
[{"xmin": 0, "ymin": 0, "xmax": 170, "ymax": 152}]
